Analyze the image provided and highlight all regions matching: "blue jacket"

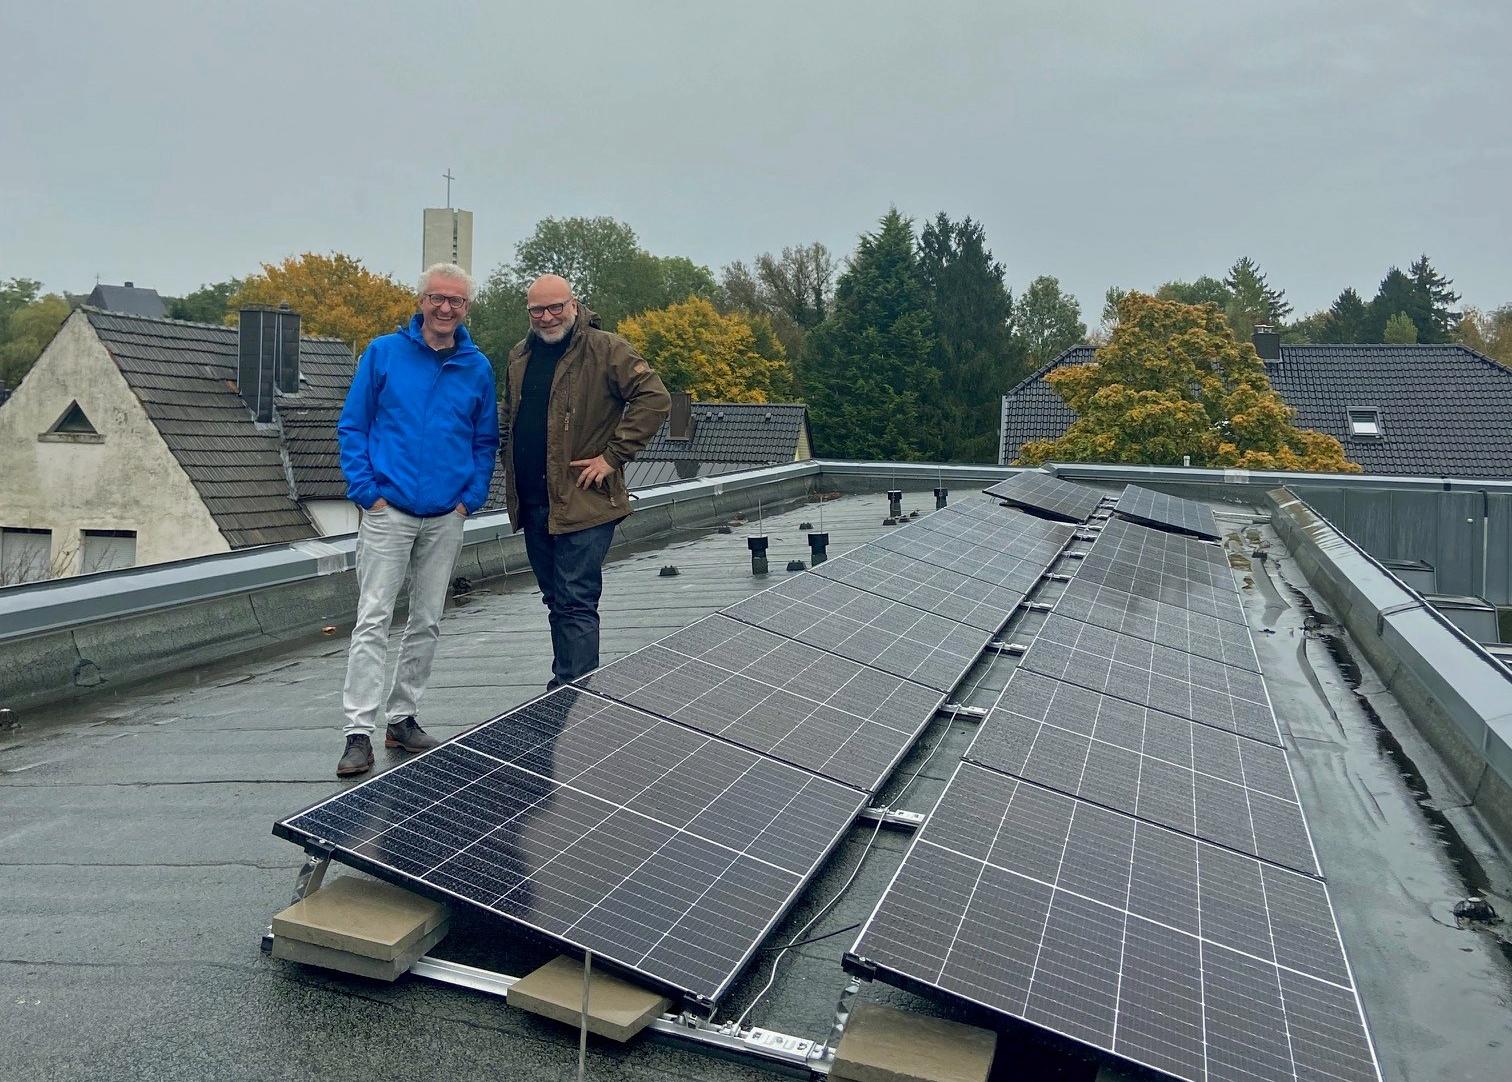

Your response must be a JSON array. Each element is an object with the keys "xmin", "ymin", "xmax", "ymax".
[{"xmin": 338, "ymin": 315, "xmax": 500, "ymax": 516}]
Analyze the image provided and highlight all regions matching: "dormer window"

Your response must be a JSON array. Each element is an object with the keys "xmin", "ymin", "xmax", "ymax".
[{"xmin": 1347, "ymin": 407, "xmax": 1382, "ymax": 439}]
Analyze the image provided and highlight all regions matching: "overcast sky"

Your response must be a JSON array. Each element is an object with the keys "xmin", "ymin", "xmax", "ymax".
[{"xmin": 2, "ymin": 1, "xmax": 1507, "ymax": 321}]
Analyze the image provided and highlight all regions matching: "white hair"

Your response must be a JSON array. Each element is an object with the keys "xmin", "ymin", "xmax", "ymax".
[{"xmin": 418, "ymin": 263, "xmax": 476, "ymax": 301}]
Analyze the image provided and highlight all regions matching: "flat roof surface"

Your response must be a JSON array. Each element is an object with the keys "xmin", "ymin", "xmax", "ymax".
[{"xmin": 4, "ymin": 486, "xmax": 1510, "ymax": 1081}]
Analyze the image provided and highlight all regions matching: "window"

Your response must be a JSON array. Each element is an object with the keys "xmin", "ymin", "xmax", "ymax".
[
  {"xmin": 1347, "ymin": 407, "xmax": 1382, "ymax": 439},
  {"xmin": 81, "ymin": 529, "xmax": 137, "ymax": 573},
  {"xmin": 39, "ymin": 400, "xmax": 104, "ymax": 444},
  {"xmin": 0, "ymin": 527, "xmax": 53, "ymax": 584}
]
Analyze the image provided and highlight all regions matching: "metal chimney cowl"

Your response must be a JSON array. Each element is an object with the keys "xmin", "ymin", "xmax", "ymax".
[
  {"xmin": 237, "ymin": 305, "xmax": 302, "ymax": 423},
  {"xmin": 1252, "ymin": 325, "xmax": 1281, "ymax": 363}
]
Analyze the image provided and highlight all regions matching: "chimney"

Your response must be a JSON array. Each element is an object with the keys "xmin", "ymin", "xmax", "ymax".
[
  {"xmin": 1252, "ymin": 324, "xmax": 1281, "ymax": 363},
  {"xmin": 669, "ymin": 391, "xmax": 696, "ymax": 441},
  {"xmin": 237, "ymin": 304, "xmax": 302, "ymax": 423},
  {"xmin": 124, "ymin": 281, "xmax": 134, "ymax": 288}
]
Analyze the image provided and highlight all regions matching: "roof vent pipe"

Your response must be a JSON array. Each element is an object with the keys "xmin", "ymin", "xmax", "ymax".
[{"xmin": 1252, "ymin": 325, "xmax": 1281, "ymax": 363}]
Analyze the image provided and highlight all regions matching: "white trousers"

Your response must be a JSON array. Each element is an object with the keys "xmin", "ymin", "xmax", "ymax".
[{"xmin": 341, "ymin": 505, "xmax": 465, "ymax": 736}]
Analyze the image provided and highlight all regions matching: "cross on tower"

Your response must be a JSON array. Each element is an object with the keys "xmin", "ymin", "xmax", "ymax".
[{"xmin": 443, "ymin": 169, "xmax": 455, "ymax": 209}]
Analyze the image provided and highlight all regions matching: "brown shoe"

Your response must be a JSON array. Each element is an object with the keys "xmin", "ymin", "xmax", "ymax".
[
  {"xmin": 336, "ymin": 733, "xmax": 374, "ymax": 778},
  {"xmin": 385, "ymin": 716, "xmax": 440, "ymax": 752}
]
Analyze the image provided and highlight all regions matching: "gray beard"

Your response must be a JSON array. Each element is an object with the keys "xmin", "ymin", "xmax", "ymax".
[{"xmin": 532, "ymin": 314, "xmax": 577, "ymax": 345}]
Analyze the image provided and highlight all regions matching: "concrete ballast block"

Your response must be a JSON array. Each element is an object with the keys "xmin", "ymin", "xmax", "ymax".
[
  {"xmin": 271, "ymin": 876, "xmax": 447, "ymax": 961},
  {"xmin": 831, "ymin": 1002, "xmax": 997, "ymax": 1082},
  {"xmin": 271, "ymin": 920, "xmax": 450, "ymax": 982},
  {"xmin": 509, "ymin": 955, "xmax": 671, "ymax": 1042}
]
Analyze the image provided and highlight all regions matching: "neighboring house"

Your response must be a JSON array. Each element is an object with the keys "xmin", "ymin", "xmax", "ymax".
[
  {"xmin": 624, "ymin": 394, "xmax": 813, "ymax": 489},
  {"xmin": 80, "ymin": 281, "xmax": 169, "ymax": 319},
  {"xmin": 999, "ymin": 332, "xmax": 1512, "ymax": 479},
  {"xmin": 0, "ymin": 307, "xmax": 358, "ymax": 582}
]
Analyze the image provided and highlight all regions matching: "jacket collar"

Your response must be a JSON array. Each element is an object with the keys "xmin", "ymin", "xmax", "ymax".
[{"xmin": 404, "ymin": 312, "xmax": 477, "ymax": 357}]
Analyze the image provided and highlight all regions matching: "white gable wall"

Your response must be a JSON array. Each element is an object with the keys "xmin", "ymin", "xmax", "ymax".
[{"xmin": 0, "ymin": 311, "xmax": 228, "ymax": 578}]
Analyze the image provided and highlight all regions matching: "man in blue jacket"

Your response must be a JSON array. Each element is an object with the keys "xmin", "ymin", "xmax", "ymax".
[{"xmin": 334, "ymin": 262, "xmax": 499, "ymax": 778}]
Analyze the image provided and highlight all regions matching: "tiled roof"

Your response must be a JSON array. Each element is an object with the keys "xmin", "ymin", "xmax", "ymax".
[
  {"xmin": 998, "ymin": 348, "xmax": 1087, "ymax": 464},
  {"xmin": 279, "ymin": 403, "xmax": 346, "ymax": 500},
  {"xmin": 999, "ymin": 344, "xmax": 1512, "ymax": 479},
  {"xmin": 625, "ymin": 402, "xmax": 809, "ymax": 491},
  {"xmin": 639, "ymin": 402, "xmax": 809, "ymax": 463},
  {"xmin": 85, "ymin": 284, "xmax": 168, "ymax": 319},
  {"xmin": 83, "ymin": 308, "xmax": 355, "ymax": 547}
]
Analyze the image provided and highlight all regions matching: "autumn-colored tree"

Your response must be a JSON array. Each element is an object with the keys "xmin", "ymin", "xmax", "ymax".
[
  {"xmin": 617, "ymin": 296, "xmax": 792, "ymax": 403},
  {"xmin": 1018, "ymin": 292, "xmax": 1359, "ymax": 473},
  {"xmin": 1457, "ymin": 304, "xmax": 1512, "ymax": 367},
  {"xmin": 228, "ymin": 253, "xmax": 416, "ymax": 350}
]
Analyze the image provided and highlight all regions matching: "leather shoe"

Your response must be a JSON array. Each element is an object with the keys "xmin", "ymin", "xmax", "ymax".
[
  {"xmin": 336, "ymin": 733, "xmax": 374, "ymax": 778},
  {"xmin": 385, "ymin": 716, "xmax": 440, "ymax": 752}
]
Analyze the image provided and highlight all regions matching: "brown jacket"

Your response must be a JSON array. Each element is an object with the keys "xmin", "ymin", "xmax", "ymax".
[{"xmin": 501, "ymin": 311, "xmax": 670, "ymax": 534}]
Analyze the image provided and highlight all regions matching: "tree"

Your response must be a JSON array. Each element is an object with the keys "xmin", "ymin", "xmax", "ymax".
[
  {"xmin": 1320, "ymin": 287, "xmax": 1368, "ymax": 343},
  {"xmin": 1157, "ymin": 276, "xmax": 1232, "ymax": 310},
  {"xmin": 1015, "ymin": 275, "xmax": 1086, "ymax": 368},
  {"xmin": 1456, "ymin": 304, "xmax": 1512, "ymax": 367},
  {"xmin": 1408, "ymin": 254, "xmax": 1460, "ymax": 343},
  {"xmin": 170, "ymin": 278, "xmax": 242, "ymax": 323},
  {"xmin": 228, "ymin": 253, "xmax": 415, "ymax": 350},
  {"xmin": 917, "ymin": 212, "xmax": 1019, "ymax": 461},
  {"xmin": 1383, "ymin": 311, "xmax": 1419, "ymax": 344},
  {"xmin": 1365, "ymin": 267, "xmax": 1427, "ymax": 343},
  {"xmin": 0, "ymin": 292, "xmax": 70, "ymax": 387},
  {"xmin": 618, "ymin": 296, "xmax": 792, "ymax": 403},
  {"xmin": 0, "ymin": 277, "xmax": 43, "ymax": 334},
  {"xmin": 1018, "ymin": 292, "xmax": 1359, "ymax": 473},
  {"xmin": 654, "ymin": 256, "xmax": 721, "ymax": 308},
  {"xmin": 802, "ymin": 210, "xmax": 938, "ymax": 460},
  {"xmin": 720, "ymin": 242, "xmax": 837, "ymax": 365},
  {"xmin": 1223, "ymin": 257, "xmax": 1292, "ymax": 342}
]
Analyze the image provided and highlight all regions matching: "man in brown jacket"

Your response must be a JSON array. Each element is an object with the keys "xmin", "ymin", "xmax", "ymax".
[{"xmin": 502, "ymin": 274, "xmax": 671, "ymax": 689}]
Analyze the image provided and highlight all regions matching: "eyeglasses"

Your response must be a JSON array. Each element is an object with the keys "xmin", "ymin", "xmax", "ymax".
[
  {"xmin": 526, "ymin": 301, "xmax": 571, "ymax": 318},
  {"xmin": 424, "ymin": 293, "xmax": 469, "ymax": 309}
]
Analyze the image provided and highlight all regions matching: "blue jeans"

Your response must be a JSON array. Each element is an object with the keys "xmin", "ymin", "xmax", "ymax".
[{"xmin": 517, "ymin": 504, "xmax": 618, "ymax": 687}]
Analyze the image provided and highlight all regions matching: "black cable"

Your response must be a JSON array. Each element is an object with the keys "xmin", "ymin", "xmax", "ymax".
[{"xmin": 756, "ymin": 921, "xmax": 862, "ymax": 952}]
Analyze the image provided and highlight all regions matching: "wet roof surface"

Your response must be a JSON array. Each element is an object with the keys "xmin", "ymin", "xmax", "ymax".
[{"xmin": 3, "ymin": 487, "xmax": 1510, "ymax": 1081}]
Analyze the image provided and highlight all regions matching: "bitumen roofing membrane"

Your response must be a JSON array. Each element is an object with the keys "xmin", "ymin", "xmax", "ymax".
[{"xmin": 3, "ymin": 486, "xmax": 1510, "ymax": 1081}]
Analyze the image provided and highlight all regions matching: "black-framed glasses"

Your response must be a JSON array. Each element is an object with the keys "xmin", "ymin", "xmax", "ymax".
[
  {"xmin": 424, "ymin": 293, "xmax": 468, "ymax": 309},
  {"xmin": 526, "ymin": 301, "xmax": 571, "ymax": 318}
]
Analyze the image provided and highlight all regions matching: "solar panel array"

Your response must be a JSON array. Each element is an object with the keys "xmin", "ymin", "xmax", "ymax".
[
  {"xmin": 850, "ymin": 507, "xmax": 1383, "ymax": 1082},
  {"xmin": 277, "ymin": 492, "xmax": 1080, "ymax": 1009},
  {"xmin": 1116, "ymin": 483, "xmax": 1223, "ymax": 540},
  {"xmin": 983, "ymin": 471, "xmax": 1107, "ymax": 523}
]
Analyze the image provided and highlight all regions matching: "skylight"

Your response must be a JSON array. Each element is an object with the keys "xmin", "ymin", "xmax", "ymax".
[{"xmin": 1347, "ymin": 407, "xmax": 1382, "ymax": 438}]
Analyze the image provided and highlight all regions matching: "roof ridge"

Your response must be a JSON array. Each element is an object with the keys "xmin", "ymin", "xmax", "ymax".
[
  {"xmin": 80, "ymin": 304, "xmax": 353, "ymax": 344},
  {"xmin": 1278, "ymin": 341, "xmax": 1512, "ymax": 378},
  {"xmin": 1003, "ymin": 344, "xmax": 1094, "ymax": 399}
]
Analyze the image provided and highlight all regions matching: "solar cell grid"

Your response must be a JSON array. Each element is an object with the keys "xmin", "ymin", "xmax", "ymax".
[
  {"xmin": 872, "ymin": 521, "xmax": 1070, "ymax": 592},
  {"xmin": 1073, "ymin": 553, "xmax": 1246, "ymax": 625},
  {"xmin": 913, "ymin": 500, "xmax": 1080, "ymax": 554},
  {"xmin": 982, "ymin": 471, "xmax": 1106, "ymax": 522},
  {"xmin": 1023, "ymin": 614, "xmax": 1281, "ymax": 746},
  {"xmin": 722, "ymin": 573, "xmax": 989, "ymax": 692},
  {"xmin": 577, "ymin": 614, "xmax": 941, "ymax": 791},
  {"xmin": 1096, "ymin": 515, "xmax": 1230, "ymax": 569},
  {"xmin": 1053, "ymin": 577, "xmax": 1261, "ymax": 672},
  {"xmin": 1115, "ymin": 483, "xmax": 1223, "ymax": 541},
  {"xmin": 964, "ymin": 670, "xmax": 1317, "ymax": 873},
  {"xmin": 277, "ymin": 688, "xmax": 864, "ymax": 1005},
  {"xmin": 847, "ymin": 764, "xmax": 1380, "ymax": 1082},
  {"xmin": 809, "ymin": 544, "xmax": 1025, "ymax": 631}
]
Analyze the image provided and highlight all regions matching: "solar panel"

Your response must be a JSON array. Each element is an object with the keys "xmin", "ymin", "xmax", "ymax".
[
  {"xmin": 1073, "ymin": 551, "xmax": 1247, "ymax": 625},
  {"xmin": 1092, "ymin": 516, "xmax": 1231, "ymax": 571},
  {"xmin": 847, "ymin": 763, "xmax": 1381, "ymax": 1082},
  {"xmin": 809, "ymin": 543, "xmax": 1026, "ymax": 631},
  {"xmin": 982, "ymin": 471, "xmax": 1105, "ymax": 522},
  {"xmin": 912, "ymin": 500, "xmax": 1080, "ymax": 557},
  {"xmin": 1022, "ymin": 614, "xmax": 1281, "ymax": 746},
  {"xmin": 577, "ymin": 614, "xmax": 942, "ymax": 791},
  {"xmin": 276, "ymin": 688, "xmax": 864, "ymax": 1006},
  {"xmin": 1115, "ymin": 483, "xmax": 1223, "ymax": 541},
  {"xmin": 1054, "ymin": 576, "xmax": 1261, "ymax": 672},
  {"xmin": 872, "ymin": 520, "xmax": 1072, "ymax": 593},
  {"xmin": 723, "ymin": 573, "xmax": 990, "ymax": 692},
  {"xmin": 965, "ymin": 670, "xmax": 1316, "ymax": 874}
]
